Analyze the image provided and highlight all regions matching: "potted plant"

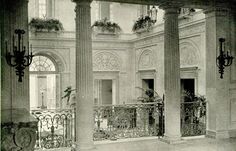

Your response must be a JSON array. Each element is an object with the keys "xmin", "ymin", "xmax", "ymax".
[
  {"xmin": 178, "ymin": 8, "xmax": 196, "ymax": 19},
  {"xmin": 135, "ymin": 87, "xmax": 164, "ymax": 136},
  {"xmin": 132, "ymin": 16, "xmax": 156, "ymax": 34},
  {"xmin": 136, "ymin": 87, "xmax": 162, "ymax": 103},
  {"xmin": 29, "ymin": 18, "xmax": 64, "ymax": 32},
  {"xmin": 92, "ymin": 18, "xmax": 121, "ymax": 34}
]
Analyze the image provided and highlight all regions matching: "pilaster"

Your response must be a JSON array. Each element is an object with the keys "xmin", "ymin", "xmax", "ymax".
[
  {"xmin": 1, "ymin": 1, "xmax": 37, "ymax": 150},
  {"xmin": 73, "ymin": 0, "xmax": 94, "ymax": 150},
  {"xmin": 204, "ymin": 7, "xmax": 232, "ymax": 139},
  {"xmin": 1, "ymin": 0, "xmax": 30, "ymax": 111}
]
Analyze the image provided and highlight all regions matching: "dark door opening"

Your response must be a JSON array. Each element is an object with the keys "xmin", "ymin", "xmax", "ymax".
[
  {"xmin": 181, "ymin": 79, "xmax": 195, "ymax": 102},
  {"xmin": 101, "ymin": 80, "xmax": 112, "ymax": 105},
  {"xmin": 142, "ymin": 79, "xmax": 154, "ymax": 97}
]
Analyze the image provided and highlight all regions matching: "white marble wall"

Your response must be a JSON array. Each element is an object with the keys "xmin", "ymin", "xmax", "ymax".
[{"xmin": 29, "ymin": 10, "xmax": 207, "ymax": 106}]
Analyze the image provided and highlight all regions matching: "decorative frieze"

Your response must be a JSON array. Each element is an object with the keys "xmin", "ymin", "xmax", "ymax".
[
  {"xmin": 138, "ymin": 49, "xmax": 154, "ymax": 70},
  {"xmin": 93, "ymin": 52, "xmax": 121, "ymax": 71},
  {"xmin": 180, "ymin": 42, "xmax": 199, "ymax": 67}
]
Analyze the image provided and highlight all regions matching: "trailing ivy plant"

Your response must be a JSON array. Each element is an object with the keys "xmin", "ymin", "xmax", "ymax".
[
  {"xmin": 132, "ymin": 16, "xmax": 156, "ymax": 33},
  {"xmin": 92, "ymin": 18, "xmax": 121, "ymax": 33},
  {"xmin": 29, "ymin": 18, "xmax": 64, "ymax": 32}
]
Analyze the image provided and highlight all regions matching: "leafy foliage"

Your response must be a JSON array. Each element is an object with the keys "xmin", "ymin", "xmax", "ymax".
[
  {"xmin": 92, "ymin": 18, "xmax": 121, "ymax": 33},
  {"xmin": 29, "ymin": 18, "xmax": 64, "ymax": 32},
  {"xmin": 132, "ymin": 16, "xmax": 155, "ymax": 33},
  {"xmin": 136, "ymin": 87, "xmax": 162, "ymax": 103},
  {"xmin": 181, "ymin": 91, "xmax": 206, "ymax": 119},
  {"xmin": 181, "ymin": 90, "xmax": 206, "ymax": 103}
]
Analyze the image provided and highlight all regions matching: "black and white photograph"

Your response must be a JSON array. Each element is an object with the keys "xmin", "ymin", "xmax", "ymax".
[{"xmin": 1, "ymin": 0, "xmax": 236, "ymax": 150}]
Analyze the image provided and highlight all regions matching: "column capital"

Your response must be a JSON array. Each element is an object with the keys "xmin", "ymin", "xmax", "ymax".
[
  {"xmin": 203, "ymin": 6, "xmax": 230, "ymax": 14},
  {"xmin": 159, "ymin": 2, "xmax": 182, "ymax": 11},
  {"xmin": 72, "ymin": 0, "xmax": 92, "ymax": 4},
  {"xmin": 203, "ymin": 7, "xmax": 230, "ymax": 18},
  {"xmin": 73, "ymin": 0, "xmax": 92, "ymax": 13}
]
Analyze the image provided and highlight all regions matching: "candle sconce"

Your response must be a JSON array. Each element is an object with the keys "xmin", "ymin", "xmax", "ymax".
[
  {"xmin": 216, "ymin": 38, "xmax": 234, "ymax": 79},
  {"xmin": 5, "ymin": 29, "xmax": 34, "ymax": 82}
]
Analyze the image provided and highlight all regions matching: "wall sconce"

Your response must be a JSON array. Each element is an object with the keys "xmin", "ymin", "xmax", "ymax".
[
  {"xmin": 149, "ymin": 5, "xmax": 158, "ymax": 23},
  {"xmin": 5, "ymin": 29, "xmax": 34, "ymax": 82},
  {"xmin": 216, "ymin": 38, "xmax": 234, "ymax": 79}
]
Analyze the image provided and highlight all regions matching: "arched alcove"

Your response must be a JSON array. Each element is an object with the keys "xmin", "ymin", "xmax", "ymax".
[
  {"xmin": 180, "ymin": 41, "xmax": 200, "ymax": 67},
  {"xmin": 138, "ymin": 49, "xmax": 154, "ymax": 70},
  {"xmin": 29, "ymin": 55, "xmax": 59, "ymax": 110}
]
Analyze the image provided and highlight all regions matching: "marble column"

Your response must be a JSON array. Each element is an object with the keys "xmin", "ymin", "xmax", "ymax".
[
  {"xmin": 204, "ymin": 7, "xmax": 234, "ymax": 138},
  {"xmin": 1, "ymin": 0, "xmax": 30, "ymax": 111},
  {"xmin": 1, "ymin": 0, "xmax": 37, "ymax": 150},
  {"xmin": 73, "ymin": 0, "xmax": 94, "ymax": 150},
  {"xmin": 161, "ymin": 5, "xmax": 182, "ymax": 143}
]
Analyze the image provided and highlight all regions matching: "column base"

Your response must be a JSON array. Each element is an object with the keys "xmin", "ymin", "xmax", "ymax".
[
  {"xmin": 159, "ymin": 135, "xmax": 185, "ymax": 144},
  {"xmin": 1, "ymin": 109, "xmax": 38, "ymax": 151},
  {"xmin": 206, "ymin": 130, "xmax": 232, "ymax": 139},
  {"xmin": 74, "ymin": 143, "xmax": 96, "ymax": 151}
]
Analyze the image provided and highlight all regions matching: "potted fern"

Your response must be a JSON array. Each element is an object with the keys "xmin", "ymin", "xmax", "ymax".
[
  {"xmin": 92, "ymin": 18, "xmax": 121, "ymax": 35},
  {"xmin": 132, "ymin": 16, "xmax": 155, "ymax": 34},
  {"xmin": 29, "ymin": 18, "xmax": 64, "ymax": 32}
]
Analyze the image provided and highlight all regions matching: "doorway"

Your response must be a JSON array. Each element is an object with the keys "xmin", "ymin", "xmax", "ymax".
[
  {"xmin": 181, "ymin": 79, "xmax": 195, "ymax": 102},
  {"xmin": 142, "ymin": 79, "xmax": 154, "ymax": 97},
  {"xmin": 94, "ymin": 79, "xmax": 113, "ymax": 105},
  {"xmin": 29, "ymin": 55, "xmax": 57, "ymax": 110},
  {"xmin": 101, "ymin": 80, "xmax": 112, "ymax": 105}
]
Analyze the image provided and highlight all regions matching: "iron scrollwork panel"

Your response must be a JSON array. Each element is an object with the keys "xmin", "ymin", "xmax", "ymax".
[
  {"xmin": 93, "ymin": 102, "xmax": 164, "ymax": 141},
  {"xmin": 181, "ymin": 102, "xmax": 206, "ymax": 137},
  {"xmin": 31, "ymin": 109, "xmax": 75, "ymax": 149}
]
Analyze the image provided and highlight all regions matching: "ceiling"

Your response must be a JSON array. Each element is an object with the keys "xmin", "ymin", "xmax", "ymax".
[{"xmin": 95, "ymin": 0, "xmax": 236, "ymax": 9}]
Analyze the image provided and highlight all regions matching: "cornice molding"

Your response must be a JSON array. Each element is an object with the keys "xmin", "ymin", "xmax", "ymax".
[
  {"xmin": 203, "ymin": 7, "xmax": 230, "ymax": 16},
  {"xmin": 72, "ymin": 0, "xmax": 92, "ymax": 6},
  {"xmin": 159, "ymin": 1, "xmax": 183, "ymax": 10}
]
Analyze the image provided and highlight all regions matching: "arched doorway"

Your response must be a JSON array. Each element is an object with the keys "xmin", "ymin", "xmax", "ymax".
[{"xmin": 29, "ymin": 55, "xmax": 58, "ymax": 110}]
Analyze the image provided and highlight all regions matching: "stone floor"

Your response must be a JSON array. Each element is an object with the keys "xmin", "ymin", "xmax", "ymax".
[
  {"xmin": 94, "ymin": 137, "xmax": 236, "ymax": 151},
  {"xmin": 36, "ymin": 137, "xmax": 236, "ymax": 151}
]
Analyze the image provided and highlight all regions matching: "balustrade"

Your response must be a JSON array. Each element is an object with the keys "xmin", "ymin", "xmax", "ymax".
[
  {"xmin": 181, "ymin": 101, "xmax": 207, "ymax": 137},
  {"xmin": 93, "ymin": 102, "xmax": 164, "ymax": 141},
  {"xmin": 30, "ymin": 100, "xmax": 207, "ymax": 150},
  {"xmin": 31, "ymin": 109, "xmax": 75, "ymax": 149}
]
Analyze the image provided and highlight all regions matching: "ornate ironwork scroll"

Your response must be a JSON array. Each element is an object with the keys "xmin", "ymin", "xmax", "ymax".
[
  {"xmin": 31, "ymin": 109, "xmax": 75, "ymax": 149},
  {"xmin": 93, "ymin": 102, "xmax": 164, "ymax": 141},
  {"xmin": 181, "ymin": 101, "xmax": 206, "ymax": 137}
]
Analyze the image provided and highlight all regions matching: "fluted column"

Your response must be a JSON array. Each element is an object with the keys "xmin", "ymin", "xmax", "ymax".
[
  {"xmin": 161, "ymin": 5, "xmax": 182, "ymax": 143},
  {"xmin": 1, "ymin": 0, "xmax": 30, "ymax": 111},
  {"xmin": 73, "ymin": 0, "xmax": 94, "ymax": 150},
  {"xmin": 1, "ymin": 1, "xmax": 38, "ymax": 151}
]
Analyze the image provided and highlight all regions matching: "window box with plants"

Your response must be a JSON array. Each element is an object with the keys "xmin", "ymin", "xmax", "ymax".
[
  {"xmin": 132, "ymin": 16, "xmax": 156, "ymax": 34},
  {"xmin": 92, "ymin": 18, "xmax": 121, "ymax": 35},
  {"xmin": 29, "ymin": 18, "xmax": 64, "ymax": 32}
]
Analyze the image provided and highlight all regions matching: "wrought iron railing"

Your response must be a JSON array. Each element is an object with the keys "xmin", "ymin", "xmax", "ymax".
[
  {"xmin": 31, "ymin": 109, "xmax": 75, "ymax": 149},
  {"xmin": 93, "ymin": 102, "xmax": 164, "ymax": 141},
  {"xmin": 181, "ymin": 101, "xmax": 206, "ymax": 137}
]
